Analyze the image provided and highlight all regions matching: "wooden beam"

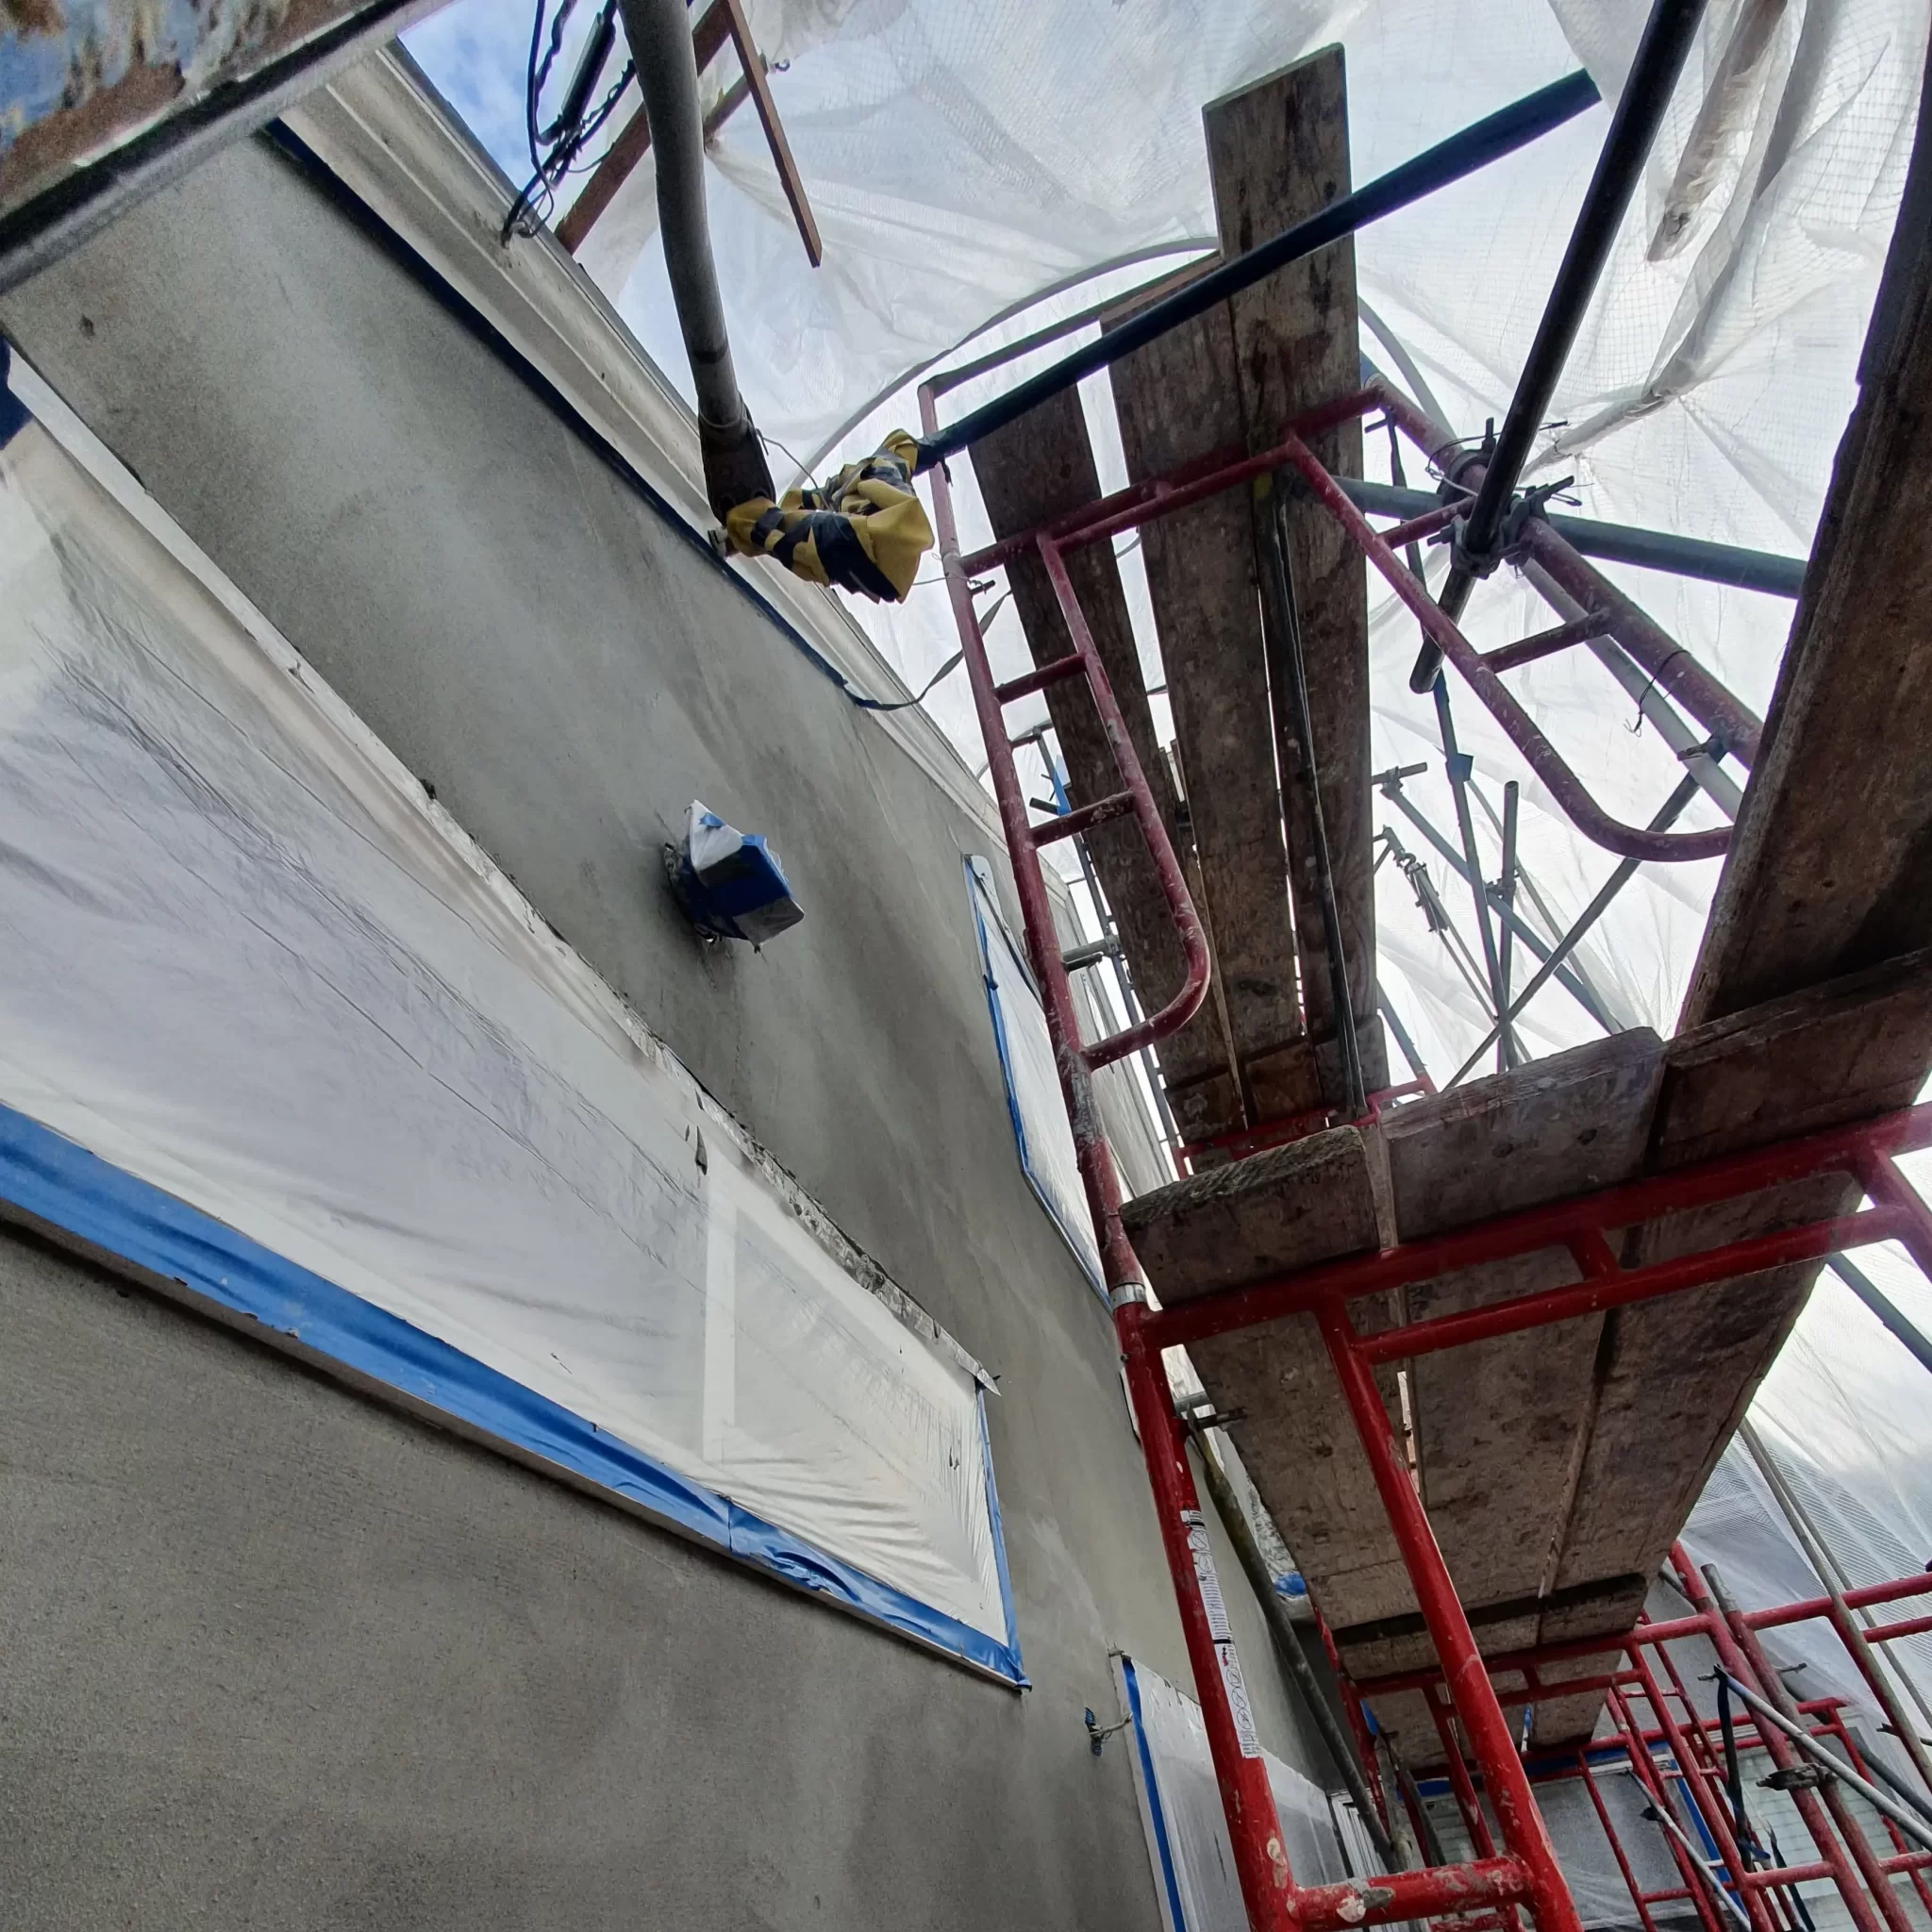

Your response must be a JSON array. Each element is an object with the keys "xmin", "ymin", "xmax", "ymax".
[
  {"xmin": 1388, "ymin": 1031, "xmax": 1662, "ymax": 1651},
  {"xmin": 716, "ymin": 0, "xmax": 821, "ymax": 267},
  {"xmin": 1206, "ymin": 50, "xmax": 1383, "ymax": 1106},
  {"xmin": 1106, "ymin": 48, "xmax": 1383, "ymax": 1129},
  {"xmin": 970, "ymin": 390, "xmax": 1241, "ymax": 1139},
  {"xmin": 1108, "ymin": 289, "xmax": 1318, "ymax": 1136},
  {"xmin": 1557, "ymin": 949, "xmax": 1932, "ymax": 1646},
  {"xmin": 1679, "ymin": 46, "xmax": 1932, "ymax": 1027}
]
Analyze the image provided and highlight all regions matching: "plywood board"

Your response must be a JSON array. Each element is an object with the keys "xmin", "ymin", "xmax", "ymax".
[
  {"xmin": 1560, "ymin": 950, "xmax": 1932, "ymax": 1618},
  {"xmin": 1388, "ymin": 1033, "xmax": 1664, "ymax": 1642}
]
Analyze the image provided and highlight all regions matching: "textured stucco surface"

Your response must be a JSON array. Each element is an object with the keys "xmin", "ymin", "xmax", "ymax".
[{"xmin": 0, "ymin": 126, "xmax": 1338, "ymax": 1929}]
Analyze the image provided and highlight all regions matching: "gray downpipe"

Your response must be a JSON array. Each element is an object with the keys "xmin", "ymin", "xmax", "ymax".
[{"xmin": 618, "ymin": 0, "xmax": 774, "ymax": 519}]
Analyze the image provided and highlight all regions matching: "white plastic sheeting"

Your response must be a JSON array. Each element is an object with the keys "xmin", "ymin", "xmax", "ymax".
[
  {"xmin": 402, "ymin": 0, "xmax": 1926, "ymax": 1069},
  {"xmin": 1680, "ymin": 1236, "xmax": 1932, "ymax": 1720},
  {"xmin": 0, "ymin": 356, "xmax": 1014, "ymax": 1669},
  {"xmin": 967, "ymin": 856, "xmax": 1105, "ymax": 1291},
  {"xmin": 1423, "ymin": 1775, "xmax": 1697, "ymax": 1932},
  {"xmin": 1118, "ymin": 1654, "xmax": 1356, "ymax": 1932},
  {"xmin": 394, "ymin": 0, "xmax": 1932, "ymax": 1719}
]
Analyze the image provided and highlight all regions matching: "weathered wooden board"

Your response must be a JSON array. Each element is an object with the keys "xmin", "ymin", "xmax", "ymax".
[
  {"xmin": 1388, "ymin": 1032, "xmax": 1664, "ymax": 1659},
  {"xmin": 1108, "ymin": 304, "xmax": 1318, "ymax": 1137},
  {"xmin": 1205, "ymin": 50, "xmax": 1382, "ymax": 1106},
  {"xmin": 1106, "ymin": 46, "xmax": 1382, "ymax": 1131},
  {"xmin": 1679, "ymin": 92, "xmax": 1932, "ymax": 1027},
  {"xmin": 1123, "ymin": 1127, "xmax": 1416, "ymax": 1636},
  {"xmin": 1560, "ymin": 950, "xmax": 1932, "ymax": 1622},
  {"xmin": 971, "ymin": 391, "xmax": 1238, "ymax": 1129}
]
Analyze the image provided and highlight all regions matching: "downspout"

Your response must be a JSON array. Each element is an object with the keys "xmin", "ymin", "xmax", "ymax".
[{"xmin": 616, "ymin": 0, "xmax": 774, "ymax": 521}]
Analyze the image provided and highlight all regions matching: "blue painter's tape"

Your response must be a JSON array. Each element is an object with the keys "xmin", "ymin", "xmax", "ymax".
[
  {"xmin": 0, "ymin": 1098, "xmax": 1025, "ymax": 1683},
  {"xmin": 1, "ymin": 340, "xmax": 33, "ymax": 450},
  {"xmin": 1123, "ymin": 1655, "xmax": 1191, "ymax": 1932},
  {"xmin": 978, "ymin": 1387, "xmax": 1023, "ymax": 1667}
]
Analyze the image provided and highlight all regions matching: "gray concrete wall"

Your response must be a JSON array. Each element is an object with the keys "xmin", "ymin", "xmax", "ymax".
[{"xmin": 0, "ymin": 125, "xmax": 1342, "ymax": 1928}]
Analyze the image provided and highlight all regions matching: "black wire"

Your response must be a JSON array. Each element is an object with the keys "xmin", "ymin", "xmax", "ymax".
[{"xmin": 503, "ymin": 0, "xmax": 631, "ymax": 241}]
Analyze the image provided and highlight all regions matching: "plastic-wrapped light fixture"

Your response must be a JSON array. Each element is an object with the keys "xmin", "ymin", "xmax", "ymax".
[{"xmin": 669, "ymin": 800, "xmax": 804, "ymax": 945}]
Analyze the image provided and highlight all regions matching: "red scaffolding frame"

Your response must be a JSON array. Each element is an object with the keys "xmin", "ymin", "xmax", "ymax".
[
  {"xmin": 918, "ymin": 373, "xmax": 1932, "ymax": 1932},
  {"xmin": 1387, "ymin": 1545, "xmax": 1932, "ymax": 1932}
]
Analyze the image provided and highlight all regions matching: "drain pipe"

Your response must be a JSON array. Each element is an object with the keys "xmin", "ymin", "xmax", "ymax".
[
  {"xmin": 617, "ymin": 0, "xmax": 774, "ymax": 521},
  {"xmin": 1409, "ymin": 0, "xmax": 1707, "ymax": 691}
]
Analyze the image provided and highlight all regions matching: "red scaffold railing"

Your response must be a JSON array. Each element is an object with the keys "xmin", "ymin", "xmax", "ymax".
[
  {"xmin": 1361, "ymin": 1546, "xmax": 1932, "ymax": 1932},
  {"xmin": 916, "ymin": 369, "xmax": 1929, "ymax": 1932}
]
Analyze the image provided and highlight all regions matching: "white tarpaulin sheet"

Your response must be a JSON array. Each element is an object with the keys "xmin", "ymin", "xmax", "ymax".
[
  {"xmin": 0, "ymin": 356, "xmax": 1017, "ymax": 1675},
  {"xmin": 967, "ymin": 855, "xmax": 1106, "ymax": 1292},
  {"xmin": 1119, "ymin": 1653, "xmax": 1356, "ymax": 1932},
  {"xmin": 402, "ymin": 0, "xmax": 1923, "ymax": 1068}
]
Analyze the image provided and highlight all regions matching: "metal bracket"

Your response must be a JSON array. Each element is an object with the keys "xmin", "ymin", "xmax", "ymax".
[{"xmin": 1085, "ymin": 1707, "xmax": 1134, "ymax": 1757}]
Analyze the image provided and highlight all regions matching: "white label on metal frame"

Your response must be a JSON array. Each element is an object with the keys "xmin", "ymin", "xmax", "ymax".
[
  {"xmin": 1217, "ymin": 1641, "xmax": 1263, "ymax": 1758},
  {"xmin": 1187, "ymin": 1521, "xmax": 1233, "ymax": 1642},
  {"xmin": 1184, "ymin": 1515, "xmax": 1262, "ymax": 1757}
]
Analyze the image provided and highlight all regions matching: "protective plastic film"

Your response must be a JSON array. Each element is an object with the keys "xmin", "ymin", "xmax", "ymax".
[
  {"xmin": 967, "ymin": 857, "xmax": 1106, "ymax": 1292},
  {"xmin": 0, "ymin": 365, "xmax": 1015, "ymax": 1674},
  {"xmin": 1118, "ymin": 1655, "xmax": 1353, "ymax": 1932}
]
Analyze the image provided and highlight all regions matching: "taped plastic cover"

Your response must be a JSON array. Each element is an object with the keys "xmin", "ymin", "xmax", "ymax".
[
  {"xmin": 1118, "ymin": 1654, "xmax": 1353, "ymax": 1932},
  {"xmin": 967, "ymin": 855, "xmax": 1106, "ymax": 1293},
  {"xmin": 0, "ymin": 353, "xmax": 1019, "ymax": 1679}
]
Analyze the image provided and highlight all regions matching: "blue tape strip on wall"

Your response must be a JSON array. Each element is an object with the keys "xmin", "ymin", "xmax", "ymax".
[
  {"xmin": 0, "ymin": 1099, "xmax": 1026, "ymax": 1683},
  {"xmin": 0, "ymin": 340, "xmax": 33, "ymax": 450},
  {"xmin": 978, "ymin": 1388, "xmax": 1022, "ymax": 1662},
  {"xmin": 1122, "ymin": 1656, "xmax": 1191, "ymax": 1932}
]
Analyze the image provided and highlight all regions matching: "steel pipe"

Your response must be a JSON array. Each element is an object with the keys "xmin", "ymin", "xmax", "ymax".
[
  {"xmin": 1189, "ymin": 1417, "xmax": 1401, "ymax": 1867},
  {"xmin": 1689, "ymin": 1557, "xmax": 1904, "ymax": 1932},
  {"xmin": 915, "ymin": 71, "xmax": 1602, "ymax": 468},
  {"xmin": 1444, "ymin": 773, "xmax": 1701, "ymax": 1085},
  {"xmin": 1413, "ymin": 0, "xmax": 1709, "ymax": 688},
  {"xmin": 618, "ymin": 0, "xmax": 774, "ymax": 518},
  {"xmin": 1323, "ymin": 1304, "xmax": 1586, "ymax": 1932},
  {"xmin": 1278, "ymin": 429, "xmax": 1730, "ymax": 862},
  {"xmin": 1713, "ymin": 1671, "xmax": 1932, "ymax": 1856},
  {"xmin": 1338, "ymin": 478, "xmax": 1806, "ymax": 599}
]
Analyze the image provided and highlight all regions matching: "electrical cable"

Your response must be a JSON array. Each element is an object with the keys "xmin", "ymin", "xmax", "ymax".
[{"xmin": 503, "ymin": 0, "xmax": 635, "ymax": 241}]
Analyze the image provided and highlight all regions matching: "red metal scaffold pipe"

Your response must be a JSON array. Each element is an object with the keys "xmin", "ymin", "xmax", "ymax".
[
  {"xmin": 914, "ymin": 359, "xmax": 1932, "ymax": 1932},
  {"xmin": 918, "ymin": 371, "xmax": 1594, "ymax": 1932},
  {"xmin": 920, "ymin": 381, "xmax": 1304, "ymax": 1932}
]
